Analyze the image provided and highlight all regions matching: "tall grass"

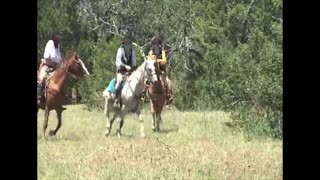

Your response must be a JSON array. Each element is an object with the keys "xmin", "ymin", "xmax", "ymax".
[{"xmin": 38, "ymin": 104, "xmax": 282, "ymax": 180}]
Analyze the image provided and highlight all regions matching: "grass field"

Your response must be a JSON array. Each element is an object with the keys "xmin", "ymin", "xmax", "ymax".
[{"xmin": 38, "ymin": 104, "xmax": 282, "ymax": 180}]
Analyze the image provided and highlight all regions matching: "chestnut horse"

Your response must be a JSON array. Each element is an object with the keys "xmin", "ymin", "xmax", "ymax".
[
  {"xmin": 147, "ymin": 63, "xmax": 169, "ymax": 132},
  {"xmin": 37, "ymin": 52, "xmax": 90, "ymax": 137}
]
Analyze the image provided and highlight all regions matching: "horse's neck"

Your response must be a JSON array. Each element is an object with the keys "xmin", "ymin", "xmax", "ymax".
[
  {"xmin": 51, "ymin": 67, "xmax": 69, "ymax": 90},
  {"xmin": 156, "ymin": 72, "xmax": 165, "ymax": 84},
  {"xmin": 124, "ymin": 65, "xmax": 145, "ymax": 94},
  {"xmin": 150, "ymin": 74, "xmax": 164, "ymax": 93},
  {"xmin": 152, "ymin": 79, "xmax": 163, "ymax": 88}
]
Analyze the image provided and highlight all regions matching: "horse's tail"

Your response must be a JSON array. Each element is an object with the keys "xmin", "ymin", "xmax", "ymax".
[
  {"xmin": 103, "ymin": 88, "xmax": 109, "ymax": 97},
  {"xmin": 104, "ymin": 96, "xmax": 108, "ymax": 115}
]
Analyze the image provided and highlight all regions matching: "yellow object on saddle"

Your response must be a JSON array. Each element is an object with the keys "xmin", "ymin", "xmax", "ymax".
[{"xmin": 147, "ymin": 50, "xmax": 167, "ymax": 65}]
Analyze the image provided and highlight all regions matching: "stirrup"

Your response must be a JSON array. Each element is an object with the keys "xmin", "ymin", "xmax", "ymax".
[
  {"xmin": 166, "ymin": 94, "xmax": 173, "ymax": 105},
  {"xmin": 113, "ymin": 98, "xmax": 119, "ymax": 107}
]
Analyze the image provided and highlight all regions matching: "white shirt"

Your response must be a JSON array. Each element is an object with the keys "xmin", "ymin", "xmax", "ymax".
[
  {"xmin": 43, "ymin": 40, "xmax": 62, "ymax": 64},
  {"xmin": 116, "ymin": 47, "xmax": 136, "ymax": 70}
]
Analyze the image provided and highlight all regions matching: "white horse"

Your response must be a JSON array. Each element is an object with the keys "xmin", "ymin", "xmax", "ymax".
[{"xmin": 103, "ymin": 60, "xmax": 158, "ymax": 137}]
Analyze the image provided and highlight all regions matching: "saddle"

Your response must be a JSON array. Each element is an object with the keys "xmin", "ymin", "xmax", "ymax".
[
  {"xmin": 38, "ymin": 60, "xmax": 56, "ymax": 76},
  {"xmin": 45, "ymin": 71, "xmax": 55, "ymax": 86}
]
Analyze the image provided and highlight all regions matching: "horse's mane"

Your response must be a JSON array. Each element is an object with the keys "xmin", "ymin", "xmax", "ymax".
[
  {"xmin": 136, "ymin": 61, "xmax": 146, "ymax": 72},
  {"xmin": 64, "ymin": 52, "xmax": 76, "ymax": 61},
  {"xmin": 59, "ymin": 51, "xmax": 76, "ymax": 69},
  {"xmin": 51, "ymin": 52, "xmax": 77, "ymax": 83},
  {"xmin": 130, "ymin": 61, "xmax": 146, "ymax": 80}
]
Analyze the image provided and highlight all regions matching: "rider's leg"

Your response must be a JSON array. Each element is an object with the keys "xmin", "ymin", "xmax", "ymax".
[
  {"xmin": 166, "ymin": 76, "xmax": 173, "ymax": 104},
  {"xmin": 37, "ymin": 65, "xmax": 48, "ymax": 103},
  {"xmin": 159, "ymin": 64, "xmax": 173, "ymax": 105}
]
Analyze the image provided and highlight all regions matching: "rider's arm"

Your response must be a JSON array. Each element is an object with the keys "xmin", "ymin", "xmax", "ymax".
[
  {"xmin": 147, "ymin": 50, "xmax": 153, "ymax": 60},
  {"xmin": 131, "ymin": 50, "xmax": 137, "ymax": 69},
  {"xmin": 43, "ymin": 40, "xmax": 54, "ymax": 60},
  {"xmin": 116, "ymin": 47, "xmax": 126, "ymax": 71},
  {"xmin": 55, "ymin": 47, "xmax": 62, "ymax": 64},
  {"xmin": 161, "ymin": 49, "xmax": 167, "ymax": 62},
  {"xmin": 43, "ymin": 40, "xmax": 55, "ymax": 65}
]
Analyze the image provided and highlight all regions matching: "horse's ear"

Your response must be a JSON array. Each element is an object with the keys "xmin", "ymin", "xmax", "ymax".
[{"xmin": 74, "ymin": 52, "xmax": 79, "ymax": 60}]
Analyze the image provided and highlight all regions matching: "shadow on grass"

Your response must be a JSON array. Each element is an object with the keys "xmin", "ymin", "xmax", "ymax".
[
  {"xmin": 157, "ymin": 127, "xmax": 179, "ymax": 134},
  {"xmin": 38, "ymin": 132, "xmax": 83, "ymax": 142}
]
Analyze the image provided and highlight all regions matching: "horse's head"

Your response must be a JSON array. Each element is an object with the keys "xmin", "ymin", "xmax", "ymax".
[
  {"xmin": 145, "ymin": 60, "xmax": 158, "ymax": 83},
  {"xmin": 65, "ymin": 52, "xmax": 90, "ymax": 78}
]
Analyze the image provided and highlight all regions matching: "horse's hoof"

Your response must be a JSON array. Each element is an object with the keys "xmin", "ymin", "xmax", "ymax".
[
  {"xmin": 113, "ymin": 101, "xmax": 118, "ymax": 108},
  {"xmin": 116, "ymin": 130, "xmax": 121, "ymax": 138},
  {"xmin": 41, "ymin": 135, "xmax": 46, "ymax": 140},
  {"xmin": 105, "ymin": 130, "xmax": 110, "ymax": 137},
  {"xmin": 48, "ymin": 130, "xmax": 56, "ymax": 136},
  {"xmin": 140, "ymin": 133, "xmax": 146, "ymax": 138},
  {"xmin": 117, "ymin": 131, "xmax": 121, "ymax": 137},
  {"xmin": 152, "ymin": 127, "xmax": 156, "ymax": 132}
]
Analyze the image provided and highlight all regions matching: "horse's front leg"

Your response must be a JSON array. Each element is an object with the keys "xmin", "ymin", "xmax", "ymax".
[
  {"xmin": 156, "ymin": 112, "xmax": 161, "ymax": 132},
  {"xmin": 43, "ymin": 108, "xmax": 50, "ymax": 138},
  {"xmin": 106, "ymin": 113, "xmax": 116, "ymax": 137},
  {"xmin": 49, "ymin": 108, "xmax": 62, "ymax": 136},
  {"xmin": 152, "ymin": 112, "xmax": 156, "ymax": 132},
  {"xmin": 150, "ymin": 100, "xmax": 156, "ymax": 132},
  {"xmin": 117, "ymin": 111, "xmax": 125, "ymax": 138}
]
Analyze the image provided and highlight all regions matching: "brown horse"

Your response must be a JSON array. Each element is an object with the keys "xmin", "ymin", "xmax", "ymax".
[
  {"xmin": 147, "ymin": 64, "xmax": 168, "ymax": 132},
  {"xmin": 37, "ymin": 52, "xmax": 90, "ymax": 137}
]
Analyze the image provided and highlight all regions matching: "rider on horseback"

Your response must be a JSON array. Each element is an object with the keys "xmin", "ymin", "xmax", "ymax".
[
  {"xmin": 114, "ymin": 37, "xmax": 137, "ymax": 107},
  {"xmin": 146, "ymin": 36, "xmax": 173, "ymax": 105},
  {"xmin": 37, "ymin": 33, "xmax": 62, "ymax": 105}
]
